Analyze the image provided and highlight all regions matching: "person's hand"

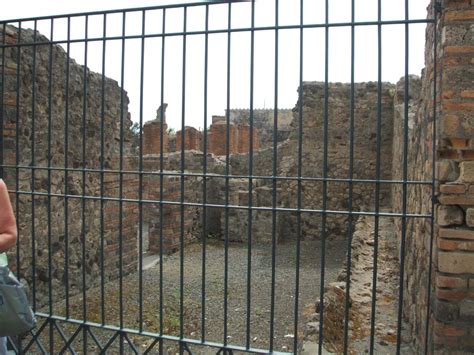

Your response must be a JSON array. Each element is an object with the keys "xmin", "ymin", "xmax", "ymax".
[{"xmin": 0, "ymin": 179, "xmax": 17, "ymax": 252}]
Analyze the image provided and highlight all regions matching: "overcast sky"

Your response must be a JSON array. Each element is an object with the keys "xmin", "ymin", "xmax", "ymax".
[{"xmin": 1, "ymin": 0, "xmax": 431, "ymax": 130}]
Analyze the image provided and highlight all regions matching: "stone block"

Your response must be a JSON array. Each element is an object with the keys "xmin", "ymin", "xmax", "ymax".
[
  {"xmin": 435, "ymin": 299, "xmax": 459, "ymax": 322},
  {"xmin": 440, "ymin": 184, "xmax": 466, "ymax": 194},
  {"xmin": 459, "ymin": 299, "xmax": 474, "ymax": 319},
  {"xmin": 436, "ymin": 288, "xmax": 468, "ymax": 301},
  {"xmin": 439, "ymin": 228, "xmax": 474, "ymax": 240},
  {"xmin": 434, "ymin": 320, "xmax": 466, "ymax": 337},
  {"xmin": 436, "ymin": 274, "xmax": 468, "ymax": 289},
  {"xmin": 459, "ymin": 161, "xmax": 474, "ymax": 183},
  {"xmin": 437, "ymin": 205, "xmax": 464, "ymax": 226},
  {"xmin": 437, "ymin": 160, "xmax": 459, "ymax": 182},
  {"xmin": 438, "ymin": 251, "xmax": 474, "ymax": 274},
  {"xmin": 466, "ymin": 208, "xmax": 474, "ymax": 227}
]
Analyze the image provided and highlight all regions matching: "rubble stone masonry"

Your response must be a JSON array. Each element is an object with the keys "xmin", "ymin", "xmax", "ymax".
[
  {"xmin": 432, "ymin": 0, "xmax": 474, "ymax": 352},
  {"xmin": 391, "ymin": 0, "xmax": 474, "ymax": 352}
]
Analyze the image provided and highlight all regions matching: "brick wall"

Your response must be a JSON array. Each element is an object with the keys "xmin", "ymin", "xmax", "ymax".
[
  {"xmin": 432, "ymin": 0, "xmax": 474, "ymax": 352},
  {"xmin": 175, "ymin": 126, "xmax": 202, "ymax": 152},
  {"xmin": 143, "ymin": 119, "xmax": 168, "ymax": 155}
]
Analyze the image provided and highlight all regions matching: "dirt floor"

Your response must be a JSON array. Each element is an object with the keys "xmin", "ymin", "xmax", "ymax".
[
  {"xmin": 30, "ymin": 216, "xmax": 410, "ymax": 354},
  {"xmin": 33, "ymin": 236, "xmax": 347, "ymax": 354}
]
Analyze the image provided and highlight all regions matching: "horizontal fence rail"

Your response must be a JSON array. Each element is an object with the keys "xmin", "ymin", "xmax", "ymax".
[{"xmin": 0, "ymin": 0, "xmax": 437, "ymax": 354}]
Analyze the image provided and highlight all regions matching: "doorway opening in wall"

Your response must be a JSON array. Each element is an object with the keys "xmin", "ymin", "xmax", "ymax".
[{"xmin": 0, "ymin": 0, "xmax": 436, "ymax": 353}]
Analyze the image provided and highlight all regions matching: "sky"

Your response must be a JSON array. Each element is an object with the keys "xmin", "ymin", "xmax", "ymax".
[{"xmin": 1, "ymin": 0, "xmax": 431, "ymax": 130}]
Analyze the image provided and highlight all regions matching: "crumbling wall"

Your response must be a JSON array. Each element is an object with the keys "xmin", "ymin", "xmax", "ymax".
[
  {"xmin": 228, "ymin": 108, "xmax": 293, "ymax": 149},
  {"xmin": 392, "ymin": 1, "xmax": 474, "ymax": 353},
  {"xmin": 277, "ymin": 82, "xmax": 395, "ymax": 239},
  {"xmin": 0, "ymin": 25, "xmax": 137, "ymax": 305}
]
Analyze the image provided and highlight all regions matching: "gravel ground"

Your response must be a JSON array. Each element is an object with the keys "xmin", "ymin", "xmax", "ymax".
[{"xmin": 34, "ymin": 236, "xmax": 347, "ymax": 354}]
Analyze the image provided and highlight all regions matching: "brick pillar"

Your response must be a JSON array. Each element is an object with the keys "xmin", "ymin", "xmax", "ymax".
[
  {"xmin": 433, "ymin": 0, "xmax": 474, "ymax": 352},
  {"xmin": 176, "ymin": 126, "xmax": 202, "ymax": 151},
  {"xmin": 208, "ymin": 121, "xmax": 239, "ymax": 156},
  {"xmin": 143, "ymin": 120, "xmax": 168, "ymax": 155},
  {"xmin": 237, "ymin": 124, "xmax": 259, "ymax": 154}
]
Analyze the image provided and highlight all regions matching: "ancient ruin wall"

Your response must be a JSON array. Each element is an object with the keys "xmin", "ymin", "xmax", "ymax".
[
  {"xmin": 392, "ymin": 1, "xmax": 474, "ymax": 352},
  {"xmin": 0, "ymin": 25, "xmax": 137, "ymax": 305},
  {"xmin": 228, "ymin": 108, "xmax": 293, "ymax": 148}
]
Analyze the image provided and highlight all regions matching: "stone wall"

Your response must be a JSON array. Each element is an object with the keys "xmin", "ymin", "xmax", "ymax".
[
  {"xmin": 278, "ymin": 82, "xmax": 395, "ymax": 239},
  {"xmin": 392, "ymin": 1, "xmax": 474, "ymax": 353},
  {"xmin": 432, "ymin": 0, "xmax": 474, "ymax": 352},
  {"xmin": 0, "ymin": 25, "xmax": 137, "ymax": 304},
  {"xmin": 227, "ymin": 108, "xmax": 293, "ymax": 148}
]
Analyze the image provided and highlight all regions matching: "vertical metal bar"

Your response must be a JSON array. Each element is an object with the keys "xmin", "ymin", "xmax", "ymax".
[
  {"xmin": 343, "ymin": 1, "xmax": 356, "ymax": 353},
  {"xmin": 246, "ymin": 0, "xmax": 255, "ymax": 349},
  {"xmin": 47, "ymin": 17, "xmax": 54, "ymax": 354},
  {"xmin": 396, "ymin": 1, "xmax": 410, "ymax": 353},
  {"xmin": 425, "ymin": 4, "xmax": 439, "ymax": 354},
  {"xmin": 99, "ymin": 12, "xmax": 107, "ymax": 326},
  {"xmin": 179, "ymin": 6, "xmax": 187, "ymax": 347},
  {"xmin": 119, "ymin": 12, "xmax": 126, "ymax": 352},
  {"xmin": 81, "ymin": 14, "xmax": 89, "ymax": 354},
  {"xmin": 159, "ymin": 8, "xmax": 166, "ymax": 354},
  {"xmin": 64, "ymin": 16, "xmax": 71, "ymax": 320},
  {"xmin": 9, "ymin": 24, "xmax": 25, "ymax": 352},
  {"xmin": 370, "ymin": 1, "xmax": 383, "ymax": 353},
  {"xmin": 269, "ymin": 0, "xmax": 279, "ymax": 351},
  {"xmin": 14, "ymin": 20, "xmax": 22, "ymax": 293},
  {"xmin": 318, "ymin": 1, "xmax": 330, "ymax": 352},
  {"xmin": 223, "ymin": 1, "xmax": 232, "ymax": 347},
  {"xmin": 201, "ymin": 3, "xmax": 209, "ymax": 343},
  {"xmin": 31, "ymin": 19, "xmax": 38, "ymax": 312},
  {"xmin": 294, "ymin": 1, "xmax": 304, "ymax": 353},
  {"xmin": 0, "ymin": 23, "xmax": 5, "ymax": 179},
  {"xmin": 138, "ymin": 8, "xmax": 146, "ymax": 334}
]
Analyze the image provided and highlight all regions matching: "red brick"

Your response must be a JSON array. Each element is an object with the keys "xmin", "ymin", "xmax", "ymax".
[
  {"xmin": 439, "ymin": 238, "xmax": 474, "ymax": 251},
  {"xmin": 434, "ymin": 320, "xmax": 467, "ymax": 336},
  {"xmin": 439, "ymin": 184, "xmax": 466, "ymax": 194},
  {"xmin": 449, "ymin": 138, "xmax": 469, "ymax": 149},
  {"xmin": 439, "ymin": 228, "xmax": 467, "ymax": 241},
  {"xmin": 442, "ymin": 90, "xmax": 456, "ymax": 99},
  {"xmin": 461, "ymin": 90, "xmax": 474, "ymax": 99},
  {"xmin": 436, "ymin": 288, "xmax": 468, "ymax": 301},
  {"xmin": 436, "ymin": 274, "xmax": 468, "ymax": 288},
  {"xmin": 445, "ymin": 10, "xmax": 474, "ymax": 22},
  {"xmin": 438, "ymin": 239, "xmax": 459, "ymax": 250},
  {"xmin": 444, "ymin": 45, "xmax": 474, "ymax": 54},
  {"xmin": 443, "ymin": 101, "xmax": 474, "ymax": 111},
  {"xmin": 462, "ymin": 150, "xmax": 474, "ymax": 159},
  {"xmin": 439, "ymin": 150, "xmax": 461, "ymax": 160},
  {"xmin": 433, "ymin": 334, "xmax": 462, "ymax": 347}
]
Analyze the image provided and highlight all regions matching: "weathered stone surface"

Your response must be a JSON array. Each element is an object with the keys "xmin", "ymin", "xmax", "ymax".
[
  {"xmin": 437, "ymin": 205, "xmax": 465, "ymax": 226},
  {"xmin": 435, "ymin": 300, "xmax": 460, "ymax": 322},
  {"xmin": 466, "ymin": 208, "xmax": 474, "ymax": 227},
  {"xmin": 459, "ymin": 299, "xmax": 474, "ymax": 319},
  {"xmin": 459, "ymin": 161, "xmax": 474, "ymax": 183},
  {"xmin": 439, "ymin": 251, "xmax": 474, "ymax": 274},
  {"xmin": 436, "ymin": 160, "xmax": 459, "ymax": 182},
  {"xmin": 439, "ymin": 227, "xmax": 474, "ymax": 240}
]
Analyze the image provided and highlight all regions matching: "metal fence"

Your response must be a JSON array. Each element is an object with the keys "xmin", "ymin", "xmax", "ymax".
[{"xmin": 0, "ymin": 0, "xmax": 437, "ymax": 354}]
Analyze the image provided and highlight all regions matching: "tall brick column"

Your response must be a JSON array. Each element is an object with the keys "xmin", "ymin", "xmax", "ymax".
[
  {"xmin": 433, "ymin": 0, "xmax": 474, "ymax": 352},
  {"xmin": 143, "ymin": 104, "xmax": 169, "ymax": 155}
]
